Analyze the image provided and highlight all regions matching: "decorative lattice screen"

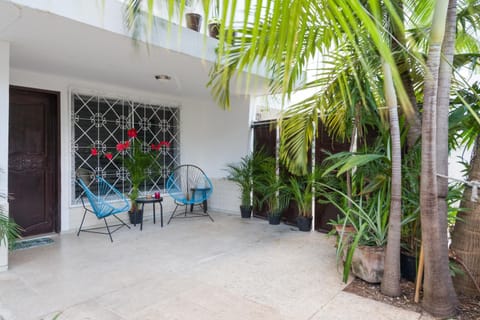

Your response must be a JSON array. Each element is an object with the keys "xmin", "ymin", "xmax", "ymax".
[{"xmin": 72, "ymin": 93, "xmax": 180, "ymax": 203}]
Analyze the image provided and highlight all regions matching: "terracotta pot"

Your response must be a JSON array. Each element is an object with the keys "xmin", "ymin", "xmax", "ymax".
[
  {"xmin": 335, "ymin": 224, "xmax": 356, "ymax": 234},
  {"xmin": 185, "ymin": 13, "xmax": 202, "ymax": 32},
  {"xmin": 351, "ymin": 246, "xmax": 385, "ymax": 283},
  {"xmin": 335, "ymin": 224, "xmax": 356, "ymax": 246}
]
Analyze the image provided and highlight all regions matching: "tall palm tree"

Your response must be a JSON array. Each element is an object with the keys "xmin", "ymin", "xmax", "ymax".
[
  {"xmin": 448, "ymin": 0, "xmax": 480, "ymax": 297},
  {"xmin": 450, "ymin": 83, "xmax": 480, "ymax": 296},
  {"xmin": 435, "ymin": 0, "xmax": 457, "ymax": 304},
  {"xmin": 420, "ymin": 0, "xmax": 458, "ymax": 316},
  {"xmin": 380, "ymin": 61, "xmax": 402, "ymax": 297}
]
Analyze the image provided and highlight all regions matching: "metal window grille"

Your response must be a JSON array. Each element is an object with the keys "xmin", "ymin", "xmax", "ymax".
[{"xmin": 72, "ymin": 93, "xmax": 180, "ymax": 204}]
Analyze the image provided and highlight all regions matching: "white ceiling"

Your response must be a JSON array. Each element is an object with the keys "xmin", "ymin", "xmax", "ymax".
[{"xmin": 0, "ymin": 0, "xmax": 268, "ymax": 100}]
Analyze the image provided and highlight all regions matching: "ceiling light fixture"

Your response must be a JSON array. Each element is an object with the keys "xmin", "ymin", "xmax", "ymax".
[{"xmin": 154, "ymin": 74, "xmax": 171, "ymax": 81}]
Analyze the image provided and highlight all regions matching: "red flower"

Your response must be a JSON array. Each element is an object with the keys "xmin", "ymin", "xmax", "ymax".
[
  {"xmin": 116, "ymin": 141, "xmax": 131, "ymax": 152},
  {"xmin": 90, "ymin": 148, "xmax": 98, "ymax": 156},
  {"xmin": 159, "ymin": 141, "xmax": 171, "ymax": 148},
  {"xmin": 150, "ymin": 141, "xmax": 170, "ymax": 151},
  {"xmin": 116, "ymin": 143, "xmax": 125, "ymax": 152},
  {"xmin": 105, "ymin": 152, "xmax": 113, "ymax": 160},
  {"xmin": 127, "ymin": 128, "xmax": 138, "ymax": 138}
]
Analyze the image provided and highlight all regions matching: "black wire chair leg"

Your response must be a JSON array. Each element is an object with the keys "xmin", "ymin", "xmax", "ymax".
[
  {"xmin": 206, "ymin": 212, "xmax": 214, "ymax": 222},
  {"xmin": 77, "ymin": 209, "xmax": 88, "ymax": 237},
  {"xmin": 167, "ymin": 205, "xmax": 180, "ymax": 225},
  {"xmin": 104, "ymin": 218, "xmax": 114, "ymax": 243},
  {"xmin": 112, "ymin": 214, "xmax": 131, "ymax": 229}
]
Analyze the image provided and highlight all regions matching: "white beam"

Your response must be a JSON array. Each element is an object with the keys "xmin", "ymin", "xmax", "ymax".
[{"xmin": 0, "ymin": 41, "xmax": 10, "ymax": 272}]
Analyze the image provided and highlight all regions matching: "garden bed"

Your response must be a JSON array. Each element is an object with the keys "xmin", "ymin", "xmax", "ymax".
[{"xmin": 344, "ymin": 278, "xmax": 480, "ymax": 319}]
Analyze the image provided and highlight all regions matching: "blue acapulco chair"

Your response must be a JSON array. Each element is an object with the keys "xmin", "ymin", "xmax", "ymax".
[
  {"xmin": 166, "ymin": 164, "xmax": 214, "ymax": 224},
  {"xmin": 76, "ymin": 176, "xmax": 131, "ymax": 242}
]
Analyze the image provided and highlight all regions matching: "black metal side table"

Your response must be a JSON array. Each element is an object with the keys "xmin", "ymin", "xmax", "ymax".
[
  {"xmin": 190, "ymin": 187, "xmax": 211, "ymax": 213},
  {"xmin": 135, "ymin": 197, "xmax": 163, "ymax": 231}
]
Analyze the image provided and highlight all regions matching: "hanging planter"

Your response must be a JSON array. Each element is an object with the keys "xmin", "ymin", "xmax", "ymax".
[
  {"xmin": 185, "ymin": 13, "xmax": 202, "ymax": 32},
  {"xmin": 208, "ymin": 21, "xmax": 220, "ymax": 39}
]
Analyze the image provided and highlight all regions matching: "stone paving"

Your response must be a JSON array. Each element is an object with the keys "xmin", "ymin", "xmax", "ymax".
[{"xmin": 0, "ymin": 212, "xmax": 430, "ymax": 320}]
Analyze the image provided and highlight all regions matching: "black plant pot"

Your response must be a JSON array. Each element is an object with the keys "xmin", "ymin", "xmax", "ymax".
[
  {"xmin": 128, "ymin": 209, "xmax": 143, "ymax": 224},
  {"xmin": 185, "ymin": 13, "xmax": 202, "ymax": 32},
  {"xmin": 240, "ymin": 205, "xmax": 252, "ymax": 218},
  {"xmin": 400, "ymin": 252, "xmax": 417, "ymax": 282},
  {"xmin": 268, "ymin": 214, "xmax": 281, "ymax": 225},
  {"xmin": 297, "ymin": 216, "xmax": 312, "ymax": 232}
]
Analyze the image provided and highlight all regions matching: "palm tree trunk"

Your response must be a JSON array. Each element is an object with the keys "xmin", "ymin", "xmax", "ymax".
[
  {"xmin": 421, "ymin": 0, "xmax": 458, "ymax": 316},
  {"xmin": 451, "ymin": 134, "xmax": 480, "ymax": 296},
  {"xmin": 436, "ymin": 0, "xmax": 457, "ymax": 293},
  {"xmin": 380, "ymin": 62, "xmax": 402, "ymax": 297},
  {"xmin": 391, "ymin": 1, "xmax": 421, "ymax": 148}
]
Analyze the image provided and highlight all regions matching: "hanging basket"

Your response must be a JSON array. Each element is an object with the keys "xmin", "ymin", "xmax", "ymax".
[{"xmin": 185, "ymin": 13, "xmax": 202, "ymax": 32}]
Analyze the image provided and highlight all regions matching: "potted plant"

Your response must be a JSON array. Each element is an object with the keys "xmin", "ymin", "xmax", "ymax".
[
  {"xmin": 207, "ymin": 0, "xmax": 220, "ymax": 38},
  {"xmin": 208, "ymin": 17, "xmax": 221, "ymax": 39},
  {"xmin": 327, "ymin": 216, "xmax": 357, "ymax": 245},
  {"xmin": 90, "ymin": 131, "xmax": 169, "ymax": 224},
  {"xmin": 0, "ymin": 179, "xmax": 22, "ymax": 250},
  {"xmin": 122, "ymin": 129, "xmax": 156, "ymax": 223},
  {"xmin": 255, "ymin": 157, "xmax": 289, "ymax": 225},
  {"xmin": 225, "ymin": 150, "xmax": 275, "ymax": 218},
  {"xmin": 320, "ymin": 182, "xmax": 389, "ymax": 283},
  {"xmin": 0, "ymin": 213, "xmax": 22, "ymax": 251},
  {"xmin": 114, "ymin": 128, "xmax": 169, "ymax": 224},
  {"xmin": 225, "ymin": 153, "xmax": 255, "ymax": 218},
  {"xmin": 286, "ymin": 171, "xmax": 318, "ymax": 232},
  {"xmin": 185, "ymin": 0, "xmax": 202, "ymax": 31}
]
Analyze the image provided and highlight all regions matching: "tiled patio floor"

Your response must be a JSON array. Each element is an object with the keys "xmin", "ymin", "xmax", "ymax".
[{"xmin": 0, "ymin": 212, "xmax": 431, "ymax": 320}]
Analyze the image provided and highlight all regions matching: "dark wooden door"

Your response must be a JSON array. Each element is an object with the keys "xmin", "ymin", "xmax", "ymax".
[{"xmin": 9, "ymin": 87, "xmax": 59, "ymax": 237}]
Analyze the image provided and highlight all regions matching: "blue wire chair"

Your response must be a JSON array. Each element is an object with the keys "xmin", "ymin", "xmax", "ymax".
[
  {"xmin": 76, "ymin": 176, "xmax": 131, "ymax": 242},
  {"xmin": 166, "ymin": 164, "xmax": 214, "ymax": 224}
]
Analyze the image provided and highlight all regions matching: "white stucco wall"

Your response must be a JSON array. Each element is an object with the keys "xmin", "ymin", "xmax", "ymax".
[
  {"xmin": 0, "ymin": 42, "xmax": 10, "ymax": 271},
  {"xmin": 180, "ymin": 96, "xmax": 251, "ymax": 178},
  {"xmin": 181, "ymin": 95, "xmax": 251, "ymax": 213},
  {"xmin": 10, "ymin": 67, "xmax": 250, "ymax": 231}
]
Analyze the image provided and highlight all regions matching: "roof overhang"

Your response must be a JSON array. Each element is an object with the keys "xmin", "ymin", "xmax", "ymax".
[{"xmin": 0, "ymin": 0, "xmax": 270, "ymax": 100}]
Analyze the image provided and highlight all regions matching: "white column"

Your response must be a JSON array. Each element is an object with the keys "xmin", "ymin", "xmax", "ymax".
[{"xmin": 0, "ymin": 41, "xmax": 10, "ymax": 272}]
